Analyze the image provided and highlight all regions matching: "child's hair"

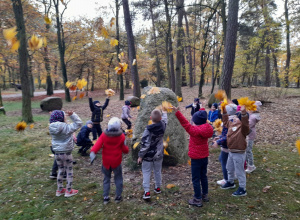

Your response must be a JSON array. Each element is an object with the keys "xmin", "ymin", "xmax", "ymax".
[
  {"xmin": 125, "ymin": 100, "xmax": 131, "ymax": 106},
  {"xmin": 49, "ymin": 110, "xmax": 65, "ymax": 123},
  {"xmin": 194, "ymin": 98, "xmax": 200, "ymax": 103},
  {"xmin": 151, "ymin": 109, "xmax": 162, "ymax": 123}
]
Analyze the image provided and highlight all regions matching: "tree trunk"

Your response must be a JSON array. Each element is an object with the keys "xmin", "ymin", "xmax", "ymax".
[
  {"xmin": 11, "ymin": 0, "xmax": 33, "ymax": 122},
  {"xmin": 53, "ymin": 0, "xmax": 71, "ymax": 102},
  {"xmin": 175, "ymin": 0, "xmax": 184, "ymax": 98},
  {"xmin": 271, "ymin": 48, "xmax": 280, "ymax": 87},
  {"xmin": 91, "ymin": 66, "xmax": 95, "ymax": 91},
  {"xmin": 284, "ymin": 0, "xmax": 291, "ymax": 88},
  {"xmin": 221, "ymin": 0, "xmax": 226, "ymax": 43},
  {"xmin": 123, "ymin": 0, "xmax": 141, "ymax": 97},
  {"xmin": 0, "ymin": 88, "xmax": 3, "ymax": 107},
  {"xmin": 164, "ymin": 0, "xmax": 171, "ymax": 89},
  {"xmin": 116, "ymin": 0, "xmax": 124, "ymax": 100},
  {"xmin": 54, "ymin": 61, "xmax": 58, "ymax": 89},
  {"xmin": 184, "ymin": 12, "xmax": 193, "ymax": 87},
  {"xmin": 86, "ymin": 67, "xmax": 90, "ymax": 96},
  {"xmin": 181, "ymin": 42, "xmax": 187, "ymax": 87},
  {"xmin": 28, "ymin": 55, "xmax": 34, "ymax": 97},
  {"xmin": 219, "ymin": 0, "xmax": 239, "ymax": 99},
  {"xmin": 265, "ymin": 46, "xmax": 271, "ymax": 86}
]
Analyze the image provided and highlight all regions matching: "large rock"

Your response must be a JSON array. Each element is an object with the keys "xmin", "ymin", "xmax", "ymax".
[
  {"xmin": 40, "ymin": 97, "xmax": 63, "ymax": 111},
  {"xmin": 131, "ymin": 87, "xmax": 188, "ymax": 166},
  {"xmin": 127, "ymin": 96, "xmax": 140, "ymax": 107},
  {"xmin": 208, "ymin": 93, "xmax": 218, "ymax": 108}
]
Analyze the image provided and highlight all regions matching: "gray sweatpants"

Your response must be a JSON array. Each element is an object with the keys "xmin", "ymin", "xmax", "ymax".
[
  {"xmin": 226, "ymin": 152, "xmax": 246, "ymax": 189},
  {"xmin": 246, "ymin": 140, "xmax": 254, "ymax": 166},
  {"xmin": 142, "ymin": 159, "xmax": 163, "ymax": 192},
  {"xmin": 102, "ymin": 165, "xmax": 123, "ymax": 197}
]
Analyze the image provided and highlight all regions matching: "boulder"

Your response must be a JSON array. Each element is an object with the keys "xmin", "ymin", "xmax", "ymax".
[
  {"xmin": 40, "ymin": 97, "xmax": 63, "ymax": 111},
  {"xmin": 127, "ymin": 96, "xmax": 140, "ymax": 107},
  {"xmin": 208, "ymin": 93, "xmax": 218, "ymax": 108},
  {"xmin": 131, "ymin": 86, "xmax": 189, "ymax": 166}
]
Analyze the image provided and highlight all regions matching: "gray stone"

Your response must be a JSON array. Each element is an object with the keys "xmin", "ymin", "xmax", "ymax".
[
  {"xmin": 131, "ymin": 86, "xmax": 188, "ymax": 166},
  {"xmin": 126, "ymin": 96, "xmax": 140, "ymax": 107},
  {"xmin": 208, "ymin": 93, "xmax": 218, "ymax": 108},
  {"xmin": 40, "ymin": 97, "xmax": 63, "ymax": 111}
]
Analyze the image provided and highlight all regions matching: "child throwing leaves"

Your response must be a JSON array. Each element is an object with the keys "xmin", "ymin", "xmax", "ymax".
[
  {"xmin": 121, "ymin": 100, "xmax": 132, "ymax": 129},
  {"xmin": 49, "ymin": 110, "xmax": 82, "ymax": 197}
]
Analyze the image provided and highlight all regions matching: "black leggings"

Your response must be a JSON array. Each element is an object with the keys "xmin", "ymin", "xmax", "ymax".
[
  {"xmin": 92, "ymin": 123, "xmax": 102, "ymax": 140},
  {"xmin": 122, "ymin": 119, "xmax": 132, "ymax": 129}
]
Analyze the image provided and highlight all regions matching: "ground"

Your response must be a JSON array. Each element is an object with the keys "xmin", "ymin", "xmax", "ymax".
[{"xmin": 0, "ymin": 86, "xmax": 299, "ymax": 219}]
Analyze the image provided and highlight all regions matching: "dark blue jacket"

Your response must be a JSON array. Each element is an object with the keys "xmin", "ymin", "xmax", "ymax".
[
  {"xmin": 208, "ymin": 110, "xmax": 219, "ymax": 122},
  {"xmin": 77, "ymin": 125, "xmax": 92, "ymax": 146},
  {"xmin": 89, "ymin": 98, "xmax": 109, "ymax": 123},
  {"xmin": 216, "ymin": 126, "xmax": 228, "ymax": 149},
  {"xmin": 186, "ymin": 103, "xmax": 200, "ymax": 116}
]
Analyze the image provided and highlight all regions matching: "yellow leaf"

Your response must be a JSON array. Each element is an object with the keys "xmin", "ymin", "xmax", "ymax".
[
  {"xmin": 28, "ymin": 35, "xmax": 43, "ymax": 51},
  {"xmin": 15, "ymin": 121, "xmax": 27, "ymax": 131},
  {"xmin": 140, "ymin": 94, "xmax": 146, "ymax": 99},
  {"xmin": 132, "ymin": 59, "xmax": 136, "ymax": 65},
  {"xmin": 133, "ymin": 142, "xmax": 140, "ymax": 149},
  {"xmin": 3, "ymin": 26, "xmax": 17, "ymax": 41},
  {"xmin": 166, "ymin": 136, "xmax": 170, "ymax": 142},
  {"xmin": 118, "ymin": 52, "xmax": 124, "ymax": 60},
  {"xmin": 29, "ymin": 124, "xmax": 34, "ymax": 129},
  {"xmin": 44, "ymin": 16, "xmax": 52, "ymax": 24},
  {"xmin": 188, "ymin": 159, "xmax": 191, "ymax": 166},
  {"xmin": 215, "ymin": 90, "xmax": 226, "ymax": 101},
  {"xmin": 213, "ymin": 119, "xmax": 222, "ymax": 132},
  {"xmin": 106, "ymin": 114, "xmax": 110, "ymax": 117},
  {"xmin": 166, "ymin": 184, "xmax": 175, "ymax": 189},
  {"xmin": 164, "ymin": 149, "xmax": 169, "ymax": 155},
  {"xmin": 110, "ymin": 38, "xmax": 118, "ymax": 47},
  {"xmin": 84, "ymin": 197, "xmax": 87, "ymax": 201},
  {"xmin": 220, "ymin": 98, "xmax": 228, "ymax": 113},
  {"xmin": 147, "ymin": 87, "xmax": 160, "ymax": 95},
  {"xmin": 148, "ymin": 120, "xmax": 152, "ymax": 125},
  {"xmin": 76, "ymin": 79, "xmax": 87, "ymax": 90},
  {"xmin": 72, "ymin": 96, "xmax": 77, "ymax": 101},
  {"xmin": 177, "ymin": 96, "xmax": 183, "ymax": 102},
  {"xmin": 65, "ymin": 81, "xmax": 73, "ymax": 88},
  {"xmin": 162, "ymin": 101, "xmax": 173, "ymax": 113},
  {"xmin": 296, "ymin": 140, "xmax": 300, "ymax": 156},
  {"xmin": 110, "ymin": 17, "xmax": 115, "ymax": 27},
  {"xmin": 115, "ymin": 63, "xmax": 128, "ymax": 75},
  {"xmin": 137, "ymin": 106, "xmax": 140, "ymax": 110},
  {"xmin": 105, "ymin": 89, "xmax": 115, "ymax": 96},
  {"xmin": 238, "ymin": 97, "xmax": 257, "ymax": 111},
  {"xmin": 11, "ymin": 40, "xmax": 20, "ymax": 52},
  {"xmin": 101, "ymin": 27, "xmax": 109, "ymax": 38}
]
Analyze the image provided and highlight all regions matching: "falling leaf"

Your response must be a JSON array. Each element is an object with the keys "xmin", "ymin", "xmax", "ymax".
[
  {"xmin": 220, "ymin": 98, "xmax": 228, "ymax": 113},
  {"xmin": 110, "ymin": 38, "xmax": 118, "ymax": 47},
  {"xmin": 110, "ymin": 17, "xmax": 115, "ymax": 27},
  {"xmin": 262, "ymin": 186, "xmax": 271, "ymax": 193},
  {"xmin": 162, "ymin": 101, "xmax": 173, "ymax": 113},
  {"xmin": 164, "ymin": 149, "xmax": 169, "ymax": 156},
  {"xmin": 137, "ymin": 106, "xmax": 140, "ymax": 110},
  {"xmin": 132, "ymin": 59, "xmax": 136, "ymax": 65},
  {"xmin": 65, "ymin": 81, "xmax": 73, "ymax": 88},
  {"xmin": 106, "ymin": 114, "xmax": 110, "ymax": 117},
  {"xmin": 101, "ymin": 27, "xmax": 109, "ymax": 38},
  {"xmin": 148, "ymin": 120, "xmax": 152, "ymax": 125},
  {"xmin": 115, "ymin": 63, "xmax": 128, "ymax": 75},
  {"xmin": 215, "ymin": 90, "xmax": 226, "ymax": 101},
  {"xmin": 295, "ymin": 139, "xmax": 300, "ymax": 156},
  {"xmin": 238, "ymin": 97, "xmax": 257, "ymax": 111},
  {"xmin": 72, "ymin": 96, "xmax": 77, "ymax": 101},
  {"xmin": 29, "ymin": 124, "xmax": 34, "ymax": 129},
  {"xmin": 15, "ymin": 121, "xmax": 27, "ymax": 131},
  {"xmin": 105, "ymin": 89, "xmax": 115, "ymax": 96},
  {"xmin": 140, "ymin": 94, "xmax": 146, "ymax": 99},
  {"xmin": 177, "ymin": 96, "xmax": 182, "ymax": 102},
  {"xmin": 147, "ymin": 87, "xmax": 160, "ymax": 95},
  {"xmin": 28, "ymin": 34, "xmax": 43, "ymax": 51},
  {"xmin": 188, "ymin": 160, "xmax": 191, "ymax": 166},
  {"xmin": 213, "ymin": 119, "xmax": 222, "ymax": 132},
  {"xmin": 125, "ymin": 129, "xmax": 133, "ymax": 138},
  {"xmin": 79, "ymin": 93, "xmax": 84, "ymax": 99},
  {"xmin": 3, "ymin": 26, "xmax": 17, "ymax": 40},
  {"xmin": 69, "ymin": 85, "xmax": 77, "ymax": 91},
  {"xmin": 166, "ymin": 184, "xmax": 175, "ymax": 189},
  {"xmin": 44, "ymin": 16, "xmax": 52, "ymax": 24},
  {"xmin": 133, "ymin": 142, "xmax": 140, "ymax": 150},
  {"xmin": 10, "ymin": 39, "xmax": 20, "ymax": 52},
  {"xmin": 76, "ymin": 79, "xmax": 87, "ymax": 90},
  {"xmin": 118, "ymin": 52, "xmax": 124, "ymax": 60},
  {"xmin": 166, "ymin": 136, "xmax": 170, "ymax": 142}
]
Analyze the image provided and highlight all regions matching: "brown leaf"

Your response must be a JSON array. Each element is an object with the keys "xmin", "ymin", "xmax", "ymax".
[{"xmin": 262, "ymin": 185, "xmax": 271, "ymax": 193}]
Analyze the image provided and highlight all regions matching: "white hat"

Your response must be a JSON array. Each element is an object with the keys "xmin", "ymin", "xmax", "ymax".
[
  {"xmin": 225, "ymin": 104, "xmax": 237, "ymax": 116},
  {"xmin": 254, "ymin": 101, "xmax": 262, "ymax": 111},
  {"xmin": 108, "ymin": 117, "xmax": 121, "ymax": 131}
]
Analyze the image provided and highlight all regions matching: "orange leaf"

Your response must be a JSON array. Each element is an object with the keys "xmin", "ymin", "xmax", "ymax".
[
  {"xmin": 79, "ymin": 93, "xmax": 84, "ymax": 99},
  {"xmin": 215, "ymin": 90, "xmax": 226, "ymax": 101},
  {"xmin": 69, "ymin": 85, "xmax": 77, "ymax": 91},
  {"xmin": 72, "ymin": 96, "xmax": 77, "ymax": 101}
]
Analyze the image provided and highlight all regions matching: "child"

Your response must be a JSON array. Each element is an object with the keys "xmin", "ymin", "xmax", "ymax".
[
  {"xmin": 221, "ymin": 104, "xmax": 249, "ymax": 197},
  {"xmin": 90, "ymin": 117, "xmax": 129, "ymax": 204},
  {"xmin": 49, "ymin": 110, "xmax": 82, "ymax": 197},
  {"xmin": 208, "ymin": 103, "xmax": 219, "ymax": 123},
  {"xmin": 76, "ymin": 120, "xmax": 93, "ymax": 156},
  {"xmin": 186, "ymin": 98, "xmax": 201, "ymax": 117},
  {"xmin": 137, "ymin": 109, "xmax": 168, "ymax": 200},
  {"xmin": 173, "ymin": 107, "xmax": 213, "ymax": 207},
  {"xmin": 121, "ymin": 100, "xmax": 132, "ymax": 129},
  {"xmin": 245, "ymin": 101, "xmax": 262, "ymax": 173},
  {"xmin": 89, "ymin": 95, "xmax": 110, "ymax": 140}
]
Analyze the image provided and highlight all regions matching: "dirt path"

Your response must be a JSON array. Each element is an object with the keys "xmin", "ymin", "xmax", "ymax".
[{"xmin": 2, "ymin": 90, "xmax": 65, "ymax": 100}]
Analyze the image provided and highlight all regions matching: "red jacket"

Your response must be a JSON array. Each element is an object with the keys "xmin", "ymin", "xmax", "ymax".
[
  {"xmin": 91, "ymin": 129, "xmax": 129, "ymax": 169},
  {"xmin": 175, "ymin": 111, "xmax": 213, "ymax": 159}
]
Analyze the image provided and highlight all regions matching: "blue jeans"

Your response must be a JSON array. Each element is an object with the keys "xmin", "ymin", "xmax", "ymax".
[
  {"xmin": 219, "ymin": 150, "xmax": 229, "ymax": 181},
  {"xmin": 191, "ymin": 157, "xmax": 208, "ymax": 199}
]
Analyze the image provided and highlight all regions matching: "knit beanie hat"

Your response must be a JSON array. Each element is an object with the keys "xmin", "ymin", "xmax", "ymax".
[
  {"xmin": 192, "ymin": 110, "xmax": 207, "ymax": 125},
  {"xmin": 50, "ymin": 110, "xmax": 65, "ymax": 123},
  {"xmin": 108, "ymin": 117, "xmax": 121, "ymax": 131},
  {"xmin": 212, "ymin": 103, "xmax": 218, "ymax": 109},
  {"xmin": 194, "ymin": 98, "xmax": 200, "ymax": 103},
  {"xmin": 232, "ymin": 99, "xmax": 239, "ymax": 106},
  {"xmin": 86, "ymin": 120, "xmax": 93, "ymax": 126},
  {"xmin": 93, "ymin": 100, "xmax": 100, "ymax": 105},
  {"xmin": 225, "ymin": 104, "xmax": 237, "ymax": 116},
  {"xmin": 254, "ymin": 101, "xmax": 262, "ymax": 111},
  {"xmin": 125, "ymin": 100, "xmax": 131, "ymax": 106}
]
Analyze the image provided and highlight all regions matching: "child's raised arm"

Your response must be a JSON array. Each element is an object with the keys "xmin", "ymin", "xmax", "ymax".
[
  {"xmin": 240, "ymin": 105, "xmax": 250, "ymax": 136},
  {"xmin": 53, "ymin": 112, "xmax": 82, "ymax": 135},
  {"xmin": 89, "ymin": 97, "xmax": 94, "ymax": 112}
]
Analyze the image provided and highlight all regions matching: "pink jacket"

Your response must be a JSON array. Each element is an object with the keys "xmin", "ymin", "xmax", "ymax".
[{"xmin": 247, "ymin": 113, "xmax": 261, "ymax": 141}]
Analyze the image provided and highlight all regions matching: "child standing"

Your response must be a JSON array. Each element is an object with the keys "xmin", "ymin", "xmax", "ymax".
[
  {"xmin": 186, "ymin": 98, "xmax": 201, "ymax": 117},
  {"xmin": 208, "ymin": 103, "xmax": 219, "ymax": 123},
  {"xmin": 245, "ymin": 101, "xmax": 262, "ymax": 173},
  {"xmin": 89, "ymin": 95, "xmax": 110, "ymax": 141},
  {"xmin": 49, "ymin": 110, "xmax": 82, "ymax": 197},
  {"xmin": 221, "ymin": 104, "xmax": 249, "ymax": 197},
  {"xmin": 173, "ymin": 107, "xmax": 213, "ymax": 207},
  {"xmin": 137, "ymin": 109, "xmax": 168, "ymax": 200},
  {"xmin": 90, "ymin": 117, "xmax": 129, "ymax": 204},
  {"xmin": 76, "ymin": 120, "xmax": 93, "ymax": 156},
  {"xmin": 121, "ymin": 100, "xmax": 132, "ymax": 129}
]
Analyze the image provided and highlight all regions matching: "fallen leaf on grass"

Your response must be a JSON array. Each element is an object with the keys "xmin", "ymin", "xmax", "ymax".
[
  {"xmin": 84, "ymin": 197, "xmax": 87, "ymax": 201},
  {"xmin": 166, "ymin": 184, "xmax": 175, "ymax": 189},
  {"xmin": 106, "ymin": 114, "xmax": 110, "ymax": 117},
  {"xmin": 262, "ymin": 186, "xmax": 271, "ymax": 193},
  {"xmin": 248, "ymin": 205, "xmax": 255, "ymax": 209}
]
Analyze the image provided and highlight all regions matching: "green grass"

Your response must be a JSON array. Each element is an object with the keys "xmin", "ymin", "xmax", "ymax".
[
  {"xmin": 3, "ymin": 101, "xmax": 41, "ymax": 112},
  {"xmin": 0, "ymin": 104, "xmax": 299, "ymax": 219}
]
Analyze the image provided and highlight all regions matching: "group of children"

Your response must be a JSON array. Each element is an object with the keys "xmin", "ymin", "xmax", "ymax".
[{"xmin": 48, "ymin": 95, "xmax": 261, "ymax": 207}]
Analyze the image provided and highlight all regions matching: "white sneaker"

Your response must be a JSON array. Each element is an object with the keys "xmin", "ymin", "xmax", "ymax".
[
  {"xmin": 217, "ymin": 179, "xmax": 226, "ymax": 186},
  {"xmin": 246, "ymin": 165, "xmax": 256, "ymax": 173}
]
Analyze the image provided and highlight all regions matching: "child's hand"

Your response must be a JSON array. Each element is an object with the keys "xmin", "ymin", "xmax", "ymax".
[
  {"xmin": 211, "ymin": 141, "xmax": 218, "ymax": 148},
  {"xmin": 240, "ymin": 105, "xmax": 246, "ymax": 114},
  {"xmin": 213, "ymin": 137, "xmax": 220, "ymax": 141},
  {"xmin": 137, "ymin": 157, "xmax": 142, "ymax": 164},
  {"xmin": 65, "ymin": 110, "xmax": 73, "ymax": 116},
  {"xmin": 170, "ymin": 106, "xmax": 180, "ymax": 112}
]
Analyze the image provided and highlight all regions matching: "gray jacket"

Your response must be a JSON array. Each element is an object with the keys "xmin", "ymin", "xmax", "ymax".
[
  {"xmin": 49, "ymin": 113, "xmax": 83, "ymax": 153},
  {"xmin": 121, "ymin": 105, "xmax": 132, "ymax": 119},
  {"xmin": 138, "ymin": 113, "xmax": 168, "ymax": 161}
]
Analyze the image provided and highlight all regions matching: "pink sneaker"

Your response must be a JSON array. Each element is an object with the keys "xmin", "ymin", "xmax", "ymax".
[
  {"xmin": 64, "ymin": 189, "xmax": 79, "ymax": 197},
  {"xmin": 56, "ymin": 188, "xmax": 66, "ymax": 197}
]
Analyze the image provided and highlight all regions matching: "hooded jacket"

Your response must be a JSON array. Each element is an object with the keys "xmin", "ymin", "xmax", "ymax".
[
  {"xmin": 49, "ymin": 113, "xmax": 82, "ymax": 153},
  {"xmin": 121, "ymin": 105, "xmax": 132, "ymax": 119},
  {"xmin": 175, "ymin": 111, "xmax": 213, "ymax": 159},
  {"xmin": 76, "ymin": 125, "xmax": 92, "ymax": 146},
  {"xmin": 208, "ymin": 110, "xmax": 219, "ymax": 123},
  {"xmin": 91, "ymin": 129, "xmax": 129, "ymax": 169},
  {"xmin": 89, "ymin": 98, "xmax": 109, "ymax": 123},
  {"xmin": 247, "ymin": 112, "xmax": 261, "ymax": 141},
  {"xmin": 138, "ymin": 113, "xmax": 168, "ymax": 161}
]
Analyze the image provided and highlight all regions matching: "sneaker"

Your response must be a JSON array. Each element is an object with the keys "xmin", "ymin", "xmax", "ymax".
[
  {"xmin": 49, "ymin": 174, "xmax": 57, "ymax": 179},
  {"xmin": 115, "ymin": 196, "xmax": 122, "ymax": 203},
  {"xmin": 104, "ymin": 196, "xmax": 110, "ymax": 205},
  {"xmin": 232, "ymin": 187, "xmax": 247, "ymax": 197},
  {"xmin": 217, "ymin": 179, "xmax": 226, "ymax": 186},
  {"xmin": 245, "ymin": 165, "xmax": 256, "ymax": 173},
  {"xmin": 202, "ymin": 194, "xmax": 209, "ymax": 202},
  {"xmin": 221, "ymin": 181, "xmax": 236, "ymax": 190},
  {"xmin": 64, "ymin": 189, "xmax": 78, "ymax": 197},
  {"xmin": 143, "ymin": 192, "xmax": 151, "ymax": 199},
  {"xmin": 154, "ymin": 187, "xmax": 161, "ymax": 194},
  {"xmin": 188, "ymin": 197, "xmax": 203, "ymax": 207},
  {"xmin": 56, "ymin": 188, "xmax": 66, "ymax": 197}
]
